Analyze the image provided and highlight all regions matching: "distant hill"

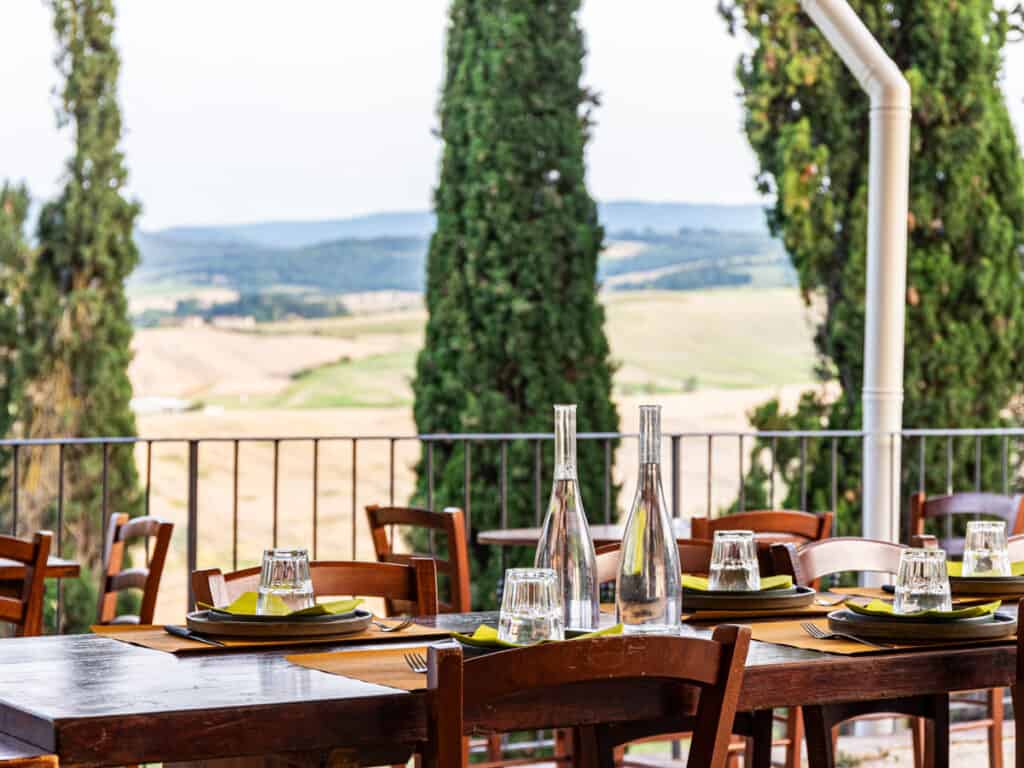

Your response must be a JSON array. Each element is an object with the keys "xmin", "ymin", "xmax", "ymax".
[
  {"xmin": 149, "ymin": 200, "xmax": 768, "ymax": 250},
  {"xmin": 130, "ymin": 201, "xmax": 788, "ymax": 305}
]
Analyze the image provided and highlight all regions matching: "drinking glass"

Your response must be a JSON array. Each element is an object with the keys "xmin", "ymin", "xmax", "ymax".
[
  {"xmin": 962, "ymin": 521, "xmax": 1011, "ymax": 577},
  {"xmin": 893, "ymin": 548, "xmax": 952, "ymax": 613},
  {"xmin": 257, "ymin": 548, "xmax": 315, "ymax": 615},
  {"xmin": 498, "ymin": 568, "xmax": 565, "ymax": 644},
  {"xmin": 708, "ymin": 530, "xmax": 761, "ymax": 591}
]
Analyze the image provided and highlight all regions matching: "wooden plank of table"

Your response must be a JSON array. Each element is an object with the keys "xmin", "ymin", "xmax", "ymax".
[
  {"xmin": 0, "ymin": 557, "xmax": 80, "ymax": 581},
  {"xmin": 0, "ymin": 612, "xmax": 1019, "ymax": 767}
]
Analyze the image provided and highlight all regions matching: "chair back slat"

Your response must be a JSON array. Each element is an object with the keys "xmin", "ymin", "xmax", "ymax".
[
  {"xmin": 1007, "ymin": 534, "xmax": 1024, "ymax": 561},
  {"xmin": 366, "ymin": 505, "xmax": 470, "ymax": 612},
  {"xmin": 910, "ymin": 492, "xmax": 1024, "ymax": 554},
  {"xmin": 97, "ymin": 513, "xmax": 173, "ymax": 625},
  {"xmin": 192, "ymin": 558, "xmax": 439, "ymax": 615},
  {"xmin": 0, "ymin": 531, "xmax": 51, "ymax": 636},
  {"xmin": 772, "ymin": 537, "xmax": 906, "ymax": 585},
  {"xmin": 692, "ymin": 509, "xmax": 833, "ymax": 542},
  {"xmin": 424, "ymin": 626, "xmax": 751, "ymax": 767}
]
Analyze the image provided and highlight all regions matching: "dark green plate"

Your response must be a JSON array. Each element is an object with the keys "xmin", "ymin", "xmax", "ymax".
[
  {"xmin": 828, "ymin": 609, "xmax": 1016, "ymax": 642},
  {"xmin": 950, "ymin": 575, "xmax": 1024, "ymax": 596},
  {"xmin": 681, "ymin": 585, "xmax": 815, "ymax": 611}
]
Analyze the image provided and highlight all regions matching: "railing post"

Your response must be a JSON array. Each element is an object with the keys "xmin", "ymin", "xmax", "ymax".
[
  {"xmin": 671, "ymin": 435, "xmax": 681, "ymax": 519},
  {"xmin": 187, "ymin": 440, "xmax": 199, "ymax": 613}
]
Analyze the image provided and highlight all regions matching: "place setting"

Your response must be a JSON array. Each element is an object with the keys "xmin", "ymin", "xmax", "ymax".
[{"xmin": 94, "ymin": 548, "xmax": 449, "ymax": 654}]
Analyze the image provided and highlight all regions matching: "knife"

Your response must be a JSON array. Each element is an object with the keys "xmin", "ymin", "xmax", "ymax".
[{"xmin": 164, "ymin": 624, "xmax": 227, "ymax": 647}]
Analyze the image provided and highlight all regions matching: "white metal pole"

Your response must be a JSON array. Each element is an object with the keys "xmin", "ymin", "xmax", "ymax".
[{"xmin": 800, "ymin": 0, "xmax": 911, "ymax": 542}]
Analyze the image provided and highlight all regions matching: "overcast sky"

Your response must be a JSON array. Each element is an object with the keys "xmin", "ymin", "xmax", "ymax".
[{"xmin": 3, "ymin": 2, "xmax": 1024, "ymax": 231}]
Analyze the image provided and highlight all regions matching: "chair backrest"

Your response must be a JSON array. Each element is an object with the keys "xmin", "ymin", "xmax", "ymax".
[
  {"xmin": 191, "ymin": 558, "xmax": 439, "ymax": 616},
  {"xmin": 1007, "ymin": 534, "xmax": 1024, "ymax": 562},
  {"xmin": 909, "ymin": 492, "xmax": 1024, "ymax": 554},
  {"xmin": 424, "ymin": 626, "xmax": 751, "ymax": 768},
  {"xmin": 0, "ymin": 531, "xmax": 51, "ymax": 637},
  {"xmin": 692, "ymin": 510, "xmax": 832, "ymax": 574},
  {"xmin": 97, "ymin": 513, "xmax": 174, "ymax": 625},
  {"xmin": 365, "ymin": 504, "xmax": 470, "ymax": 613},
  {"xmin": 771, "ymin": 537, "xmax": 907, "ymax": 585},
  {"xmin": 595, "ymin": 539, "xmax": 715, "ymax": 585}
]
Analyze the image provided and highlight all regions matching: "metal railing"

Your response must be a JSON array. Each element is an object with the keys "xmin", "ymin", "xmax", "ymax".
[{"xmin": 2, "ymin": 427, "xmax": 1022, "ymax": 628}]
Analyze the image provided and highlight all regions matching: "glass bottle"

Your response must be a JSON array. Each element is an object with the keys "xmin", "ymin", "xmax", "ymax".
[
  {"xmin": 534, "ymin": 404, "xmax": 599, "ymax": 631},
  {"xmin": 616, "ymin": 404, "xmax": 682, "ymax": 634}
]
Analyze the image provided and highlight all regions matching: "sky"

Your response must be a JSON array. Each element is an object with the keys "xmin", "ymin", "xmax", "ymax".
[{"xmin": 2, "ymin": 2, "xmax": 1024, "ymax": 231}]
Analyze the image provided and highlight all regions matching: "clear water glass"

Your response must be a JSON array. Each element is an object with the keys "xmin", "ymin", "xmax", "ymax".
[
  {"xmin": 708, "ymin": 530, "xmax": 761, "ymax": 591},
  {"xmin": 893, "ymin": 548, "xmax": 952, "ymax": 613},
  {"xmin": 498, "ymin": 568, "xmax": 565, "ymax": 644},
  {"xmin": 962, "ymin": 520, "xmax": 1011, "ymax": 577},
  {"xmin": 257, "ymin": 548, "xmax": 315, "ymax": 615}
]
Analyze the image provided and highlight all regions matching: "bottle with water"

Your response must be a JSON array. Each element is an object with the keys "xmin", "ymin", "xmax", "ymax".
[
  {"xmin": 534, "ymin": 404, "xmax": 599, "ymax": 631},
  {"xmin": 617, "ymin": 404, "xmax": 682, "ymax": 634}
]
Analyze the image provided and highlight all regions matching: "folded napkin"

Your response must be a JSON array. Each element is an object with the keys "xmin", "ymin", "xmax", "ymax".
[
  {"xmin": 947, "ymin": 561, "xmax": 1024, "ymax": 577},
  {"xmin": 210, "ymin": 591, "xmax": 363, "ymax": 617},
  {"xmin": 846, "ymin": 598, "xmax": 1001, "ymax": 620},
  {"xmin": 681, "ymin": 574, "xmax": 793, "ymax": 592},
  {"xmin": 453, "ymin": 623, "xmax": 623, "ymax": 650}
]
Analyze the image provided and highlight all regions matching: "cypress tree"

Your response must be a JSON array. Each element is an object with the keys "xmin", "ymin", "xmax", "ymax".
[
  {"xmin": 20, "ymin": 0, "xmax": 141, "ymax": 628},
  {"xmin": 413, "ymin": 0, "xmax": 619, "ymax": 607},
  {"xmin": 719, "ymin": 1, "xmax": 1024, "ymax": 530}
]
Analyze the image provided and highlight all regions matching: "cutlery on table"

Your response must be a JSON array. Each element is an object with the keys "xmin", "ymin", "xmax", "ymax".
[
  {"xmin": 814, "ymin": 593, "xmax": 852, "ymax": 607},
  {"xmin": 373, "ymin": 616, "xmax": 414, "ymax": 633},
  {"xmin": 404, "ymin": 652, "xmax": 428, "ymax": 674},
  {"xmin": 164, "ymin": 624, "xmax": 226, "ymax": 647},
  {"xmin": 799, "ymin": 621, "xmax": 892, "ymax": 650}
]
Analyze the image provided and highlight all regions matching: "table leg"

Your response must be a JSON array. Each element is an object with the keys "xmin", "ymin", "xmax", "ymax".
[{"xmin": 1013, "ymin": 685, "xmax": 1024, "ymax": 768}]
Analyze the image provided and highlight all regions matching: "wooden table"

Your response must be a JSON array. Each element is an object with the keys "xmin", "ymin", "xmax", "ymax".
[
  {"xmin": 0, "ymin": 557, "xmax": 80, "ymax": 581},
  {"xmin": 0, "ymin": 611, "xmax": 1021, "ymax": 767}
]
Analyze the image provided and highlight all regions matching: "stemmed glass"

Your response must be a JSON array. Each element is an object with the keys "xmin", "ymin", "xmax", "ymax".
[{"xmin": 708, "ymin": 530, "xmax": 761, "ymax": 591}]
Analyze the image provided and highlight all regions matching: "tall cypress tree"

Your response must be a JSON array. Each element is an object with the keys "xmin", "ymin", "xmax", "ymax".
[
  {"xmin": 719, "ymin": 1, "xmax": 1024, "ymax": 530},
  {"xmin": 413, "ymin": 0, "xmax": 619, "ymax": 607},
  {"xmin": 20, "ymin": 0, "xmax": 141, "ymax": 628}
]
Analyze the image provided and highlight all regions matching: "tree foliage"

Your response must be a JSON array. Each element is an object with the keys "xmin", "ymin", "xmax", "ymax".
[
  {"xmin": 412, "ymin": 0, "xmax": 619, "ymax": 607},
  {"xmin": 19, "ymin": 0, "xmax": 141, "ymax": 629},
  {"xmin": 720, "ymin": 0, "xmax": 1024, "ymax": 532},
  {"xmin": 0, "ymin": 184, "xmax": 30, "ymax": 447}
]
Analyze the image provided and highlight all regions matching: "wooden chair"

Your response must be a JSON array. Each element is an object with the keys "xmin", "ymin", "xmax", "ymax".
[
  {"xmin": 422, "ymin": 628, "xmax": 752, "ymax": 768},
  {"xmin": 96, "ymin": 513, "xmax": 173, "ymax": 625},
  {"xmin": 910, "ymin": 492, "xmax": 1024, "ymax": 557},
  {"xmin": 365, "ymin": 504, "xmax": 471, "ymax": 613},
  {"xmin": 0, "ymin": 531, "xmax": 52, "ymax": 637},
  {"xmin": 596, "ymin": 540, "xmax": 795, "ymax": 768},
  {"xmin": 692, "ymin": 509, "xmax": 833, "ymax": 576},
  {"xmin": 192, "ymin": 558, "xmax": 439, "ymax": 616},
  {"xmin": 772, "ymin": 538, "xmax": 949, "ymax": 768}
]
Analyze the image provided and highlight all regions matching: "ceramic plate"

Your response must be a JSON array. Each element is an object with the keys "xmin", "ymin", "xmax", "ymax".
[
  {"xmin": 681, "ymin": 585, "xmax": 815, "ymax": 611},
  {"xmin": 827, "ymin": 609, "xmax": 1016, "ymax": 642},
  {"xmin": 186, "ymin": 608, "xmax": 373, "ymax": 638}
]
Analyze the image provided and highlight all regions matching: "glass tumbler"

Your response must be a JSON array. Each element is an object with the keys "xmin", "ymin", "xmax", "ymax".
[
  {"xmin": 708, "ymin": 530, "xmax": 761, "ymax": 591},
  {"xmin": 893, "ymin": 548, "xmax": 952, "ymax": 614},
  {"xmin": 962, "ymin": 520, "xmax": 1011, "ymax": 577},
  {"xmin": 257, "ymin": 548, "xmax": 315, "ymax": 615},
  {"xmin": 498, "ymin": 568, "xmax": 565, "ymax": 644}
]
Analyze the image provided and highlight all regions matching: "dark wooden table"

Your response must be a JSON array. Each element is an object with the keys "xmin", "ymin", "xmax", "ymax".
[
  {"xmin": 0, "ymin": 611, "xmax": 1021, "ymax": 767},
  {"xmin": 0, "ymin": 557, "xmax": 80, "ymax": 581}
]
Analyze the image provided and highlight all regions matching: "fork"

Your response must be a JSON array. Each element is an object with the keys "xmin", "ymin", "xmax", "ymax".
[
  {"xmin": 404, "ymin": 652, "xmax": 428, "ymax": 674},
  {"xmin": 373, "ymin": 616, "xmax": 414, "ymax": 633},
  {"xmin": 800, "ymin": 622, "xmax": 892, "ymax": 650}
]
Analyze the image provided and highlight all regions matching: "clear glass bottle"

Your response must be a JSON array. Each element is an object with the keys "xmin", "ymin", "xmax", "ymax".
[
  {"xmin": 616, "ymin": 404, "xmax": 682, "ymax": 634},
  {"xmin": 534, "ymin": 404, "xmax": 599, "ymax": 631}
]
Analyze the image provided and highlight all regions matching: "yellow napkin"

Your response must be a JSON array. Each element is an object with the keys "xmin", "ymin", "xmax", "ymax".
[
  {"xmin": 681, "ymin": 574, "xmax": 793, "ymax": 592},
  {"xmin": 216, "ymin": 592, "xmax": 363, "ymax": 617},
  {"xmin": 947, "ymin": 561, "xmax": 1024, "ymax": 577},
  {"xmin": 453, "ymin": 623, "xmax": 623, "ymax": 650},
  {"xmin": 846, "ymin": 598, "xmax": 1001, "ymax": 620}
]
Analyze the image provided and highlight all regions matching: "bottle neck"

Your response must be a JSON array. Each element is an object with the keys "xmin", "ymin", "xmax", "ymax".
[
  {"xmin": 638, "ymin": 405, "xmax": 661, "ymax": 464},
  {"xmin": 553, "ymin": 406, "xmax": 577, "ymax": 480}
]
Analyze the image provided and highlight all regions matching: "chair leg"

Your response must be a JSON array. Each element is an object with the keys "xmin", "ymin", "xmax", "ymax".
[
  {"xmin": 801, "ymin": 705, "xmax": 835, "ymax": 768},
  {"xmin": 990, "ymin": 688, "xmax": 1005, "ymax": 768},
  {"xmin": 486, "ymin": 734, "xmax": 503, "ymax": 761},
  {"xmin": 745, "ymin": 710, "xmax": 773, "ymax": 768},
  {"xmin": 912, "ymin": 716, "xmax": 925, "ymax": 768},
  {"xmin": 1011, "ymin": 684, "xmax": 1023, "ymax": 768},
  {"xmin": 786, "ymin": 707, "xmax": 804, "ymax": 768}
]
